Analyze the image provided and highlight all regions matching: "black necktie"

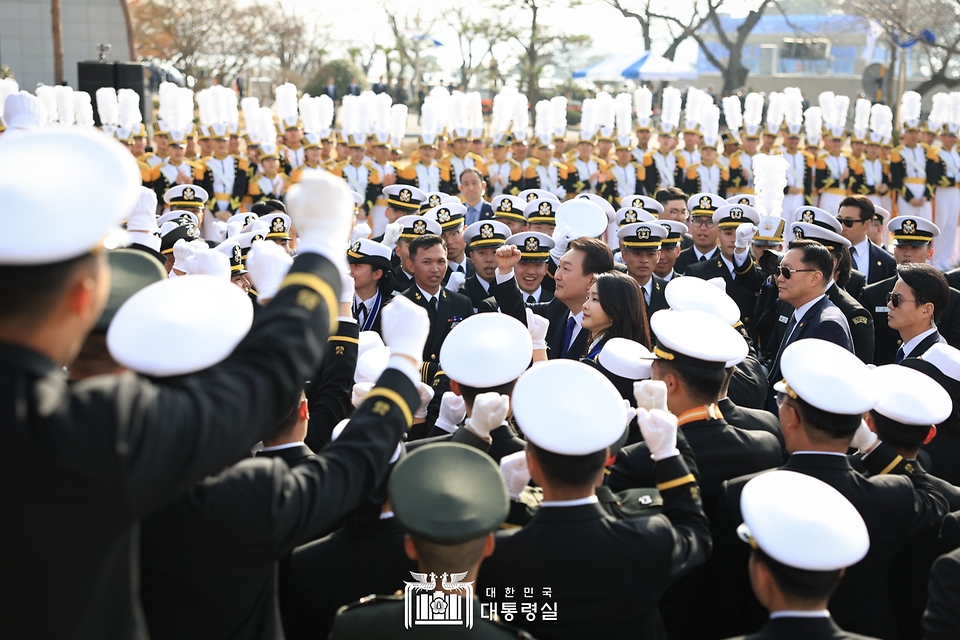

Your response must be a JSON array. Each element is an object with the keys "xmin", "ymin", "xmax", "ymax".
[
  {"xmin": 851, "ymin": 248, "xmax": 860, "ymax": 272},
  {"xmin": 456, "ymin": 265, "xmax": 464, "ymax": 273},
  {"xmin": 775, "ymin": 314, "xmax": 798, "ymax": 366},
  {"xmin": 429, "ymin": 296, "xmax": 439, "ymax": 311},
  {"xmin": 426, "ymin": 296, "xmax": 438, "ymax": 323},
  {"xmin": 895, "ymin": 346, "xmax": 905, "ymax": 364},
  {"xmin": 526, "ymin": 295, "xmax": 536, "ymax": 304},
  {"xmin": 699, "ymin": 254, "xmax": 707, "ymax": 262}
]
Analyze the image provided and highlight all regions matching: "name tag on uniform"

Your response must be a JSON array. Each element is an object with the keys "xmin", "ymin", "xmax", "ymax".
[
  {"xmin": 778, "ymin": 315, "xmax": 789, "ymax": 324},
  {"xmin": 874, "ymin": 306, "xmax": 888, "ymax": 313}
]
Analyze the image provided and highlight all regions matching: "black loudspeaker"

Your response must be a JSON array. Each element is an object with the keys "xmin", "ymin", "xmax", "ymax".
[{"xmin": 77, "ymin": 61, "xmax": 148, "ymax": 126}]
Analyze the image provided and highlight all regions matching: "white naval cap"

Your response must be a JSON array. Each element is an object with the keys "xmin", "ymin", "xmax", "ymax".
[
  {"xmin": 227, "ymin": 212, "xmax": 259, "ymax": 228},
  {"xmin": 870, "ymin": 364, "xmax": 952, "ymax": 426},
  {"xmin": 575, "ymin": 193, "xmax": 616, "ymax": 222},
  {"xmin": 617, "ymin": 222, "xmax": 667, "ymax": 250},
  {"xmin": 727, "ymin": 194, "xmax": 756, "ymax": 207},
  {"xmin": 354, "ymin": 345, "xmax": 391, "ymax": 384},
  {"xmin": 512, "ymin": 360, "xmax": 626, "ymax": 455},
  {"xmin": 917, "ymin": 343, "xmax": 960, "ymax": 382},
  {"xmin": 615, "ymin": 207, "xmax": 657, "ymax": 228},
  {"xmin": 523, "ymin": 198, "xmax": 558, "ymax": 225},
  {"xmin": 261, "ymin": 213, "xmax": 292, "ymax": 240},
  {"xmin": 163, "ymin": 184, "xmax": 209, "ymax": 208},
  {"xmin": 618, "ymin": 194, "xmax": 663, "ymax": 216},
  {"xmin": 650, "ymin": 309, "xmax": 748, "ymax": 370},
  {"xmin": 491, "ymin": 195, "xmax": 527, "ymax": 222},
  {"xmin": 0, "ymin": 128, "xmax": 141, "ymax": 265},
  {"xmin": 396, "ymin": 214, "xmax": 442, "ymax": 240},
  {"xmin": 383, "ymin": 184, "xmax": 426, "ymax": 212},
  {"xmin": 596, "ymin": 337, "xmax": 654, "ymax": 381},
  {"xmin": 517, "ymin": 188, "xmax": 561, "ymax": 204},
  {"xmin": 687, "ymin": 192, "xmax": 727, "ymax": 216},
  {"xmin": 423, "ymin": 202, "xmax": 468, "ymax": 231},
  {"xmin": 872, "ymin": 205, "xmax": 891, "ymax": 225},
  {"xmin": 357, "ymin": 331, "xmax": 385, "ymax": 359},
  {"xmin": 793, "ymin": 205, "xmax": 841, "ymax": 232},
  {"xmin": 440, "ymin": 313, "xmax": 533, "ymax": 388},
  {"xmin": 157, "ymin": 210, "xmax": 200, "ymax": 228},
  {"xmin": 107, "ymin": 275, "xmax": 253, "ymax": 377},
  {"xmin": 665, "ymin": 276, "xmax": 741, "ymax": 328},
  {"xmin": 774, "ymin": 339, "xmax": 879, "ymax": 415},
  {"xmin": 790, "ymin": 221, "xmax": 851, "ymax": 251},
  {"xmin": 555, "ymin": 199, "xmax": 608, "ymax": 238},
  {"xmin": 350, "ymin": 191, "xmax": 364, "ymax": 207},
  {"xmin": 713, "ymin": 203, "xmax": 760, "ymax": 229},
  {"xmin": 420, "ymin": 191, "xmax": 449, "ymax": 211},
  {"xmin": 738, "ymin": 470, "xmax": 869, "ymax": 571},
  {"xmin": 887, "ymin": 215, "xmax": 939, "ymax": 246}
]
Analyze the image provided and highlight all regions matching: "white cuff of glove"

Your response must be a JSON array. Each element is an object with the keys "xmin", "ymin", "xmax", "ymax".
[{"xmin": 387, "ymin": 355, "xmax": 421, "ymax": 387}]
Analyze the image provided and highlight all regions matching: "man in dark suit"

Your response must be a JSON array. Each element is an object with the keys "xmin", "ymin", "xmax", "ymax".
[
  {"xmin": 459, "ymin": 168, "xmax": 495, "ymax": 225},
  {"xmin": 674, "ymin": 192, "xmax": 727, "ymax": 274},
  {"xmin": 901, "ymin": 346, "xmax": 960, "ymax": 486},
  {"xmin": 0, "ymin": 138, "xmax": 351, "ymax": 640},
  {"xmin": 837, "ymin": 195, "xmax": 897, "ymax": 285},
  {"xmin": 766, "ymin": 239, "xmax": 853, "ymax": 409},
  {"xmin": 723, "ymin": 471, "xmax": 874, "ymax": 640},
  {"xmin": 710, "ymin": 339, "xmax": 948, "ymax": 639},
  {"xmin": 398, "ymin": 233, "xmax": 474, "ymax": 434},
  {"xmin": 925, "ymin": 547, "xmax": 960, "ymax": 640},
  {"xmin": 493, "ymin": 236, "xmax": 614, "ymax": 360},
  {"xmin": 347, "ymin": 77, "xmax": 361, "ymax": 96},
  {"xmin": 479, "ymin": 360, "xmax": 711, "ymax": 640},
  {"xmin": 618, "ymin": 221, "xmax": 669, "ymax": 323},
  {"xmin": 322, "ymin": 77, "xmax": 338, "ymax": 102},
  {"xmin": 884, "ymin": 262, "xmax": 950, "ymax": 362},
  {"xmin": 861, "ymin": 216, "xmax": 959, "ymax": 364}
]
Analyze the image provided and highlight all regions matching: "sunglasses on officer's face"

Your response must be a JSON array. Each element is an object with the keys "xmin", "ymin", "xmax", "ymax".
[
  {"xmin": 886, "ymin": 292, "xmax": 918, "ymax": 308},
  {"xmin": 777, "ymin": 266, "xmax": 817, "ymax": 279},
  {"xmin": 837, "ymin": 218, "xmax": 865, "ymax": 228}
]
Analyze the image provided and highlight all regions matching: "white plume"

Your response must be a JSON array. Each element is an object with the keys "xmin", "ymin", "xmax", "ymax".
[
  {"xmin": 853, "ymin": 98, "xmax": 872, "ymax": 136},
  {"xmin": 117, "ymin": 88, "xmax": 142, "ymax": 129},
  {"xmin": 420, "ymin": 99, "xmax": 440, "ymax": 137},
  {"xmin": 633, "ymin": 87, "xmax": 652, "ymax": 122},
  {"xmin": 950, "ymin": 92, "xmax": 960, "ymax": 128},
  {"xmin": 930, "ymin": 93, "xmax": 950, "ymax": 128},
  {"xmin": 753, "ymin": 154, "xmax": 789, "ymax": 218},
  {"xmin": 491, "ymin": 88, "xmax": 515, "ymax": 134},
  {"xmin": 722, "ymin": 95, "xmax": 743, "ymax": 132},
  {"xmin": 783, "ymin": 87, "xmax": 803, "ymax": 128},
  {"xmin": 0, "ymin": 78, "xmax": 20, "ymax": 121},
  {"xmin": 512, "ymin": 93, "xmax": 529, "ymax": 134},
  {"xmin": 551, "ymin": 96, "xmax": 568, "ymax": 136},
  {"xmin": 429, "ymin": 87, "xmax": 451, "ymax": 131},
  {"xmin": 219, "ymin": 86, "xmax": 238, "ymax": 126},
  {"xmin": 467, "ymin": 92, "xmax": 484, "ymax": 130},
  {"xmin": 765, "ymin": 92, "xmax": 784, "ymax": 132},
  {"xmin": 274, "ymin": 82, "xmax": 299, "ymax": 124},
  {"xmin": 241, "ymin": 97, "xmax": 260, "ymax": 133},
  {"xmin": 317, "ymin": 94, "xmax": 334, "ymax": 130},
  {"xmin": 374, "ymin": 91, "xmax": 393, "ymax": 132},
  {"xmin": 870, "ymin": 103, "xmax": 893, "ymax": 139},
  {"xmin": 534, "ymin": 99, "xmax": 553, "ymax": 137},
  {"xmin": 743, "ymin": 93, "xmax": 764, "ymax": 127},
  {"xmin": 73, "ymin": 91, "xmax": 94, "ymax": 127},
  {"xmin": 701, "ymin": 103, "xmax": 720, "ymax": 144},
  {"xmin": 36, "ymin": 85, "xmax": 58, "ymax": 123},
  {"xmin": 171, "ymin": 87, "xmax": 194, "ymax": 133},
  {"xmin": 95, "ymin": 87, "xmax": 118, "ymax": 127},
  {"xmin": 450, "ymin": 90, "xmax": 468, "ymax": 131},
  {"xmin": 357, "ymin": 90, "xmax": 375, "ymax": 134},
  {"xmin": 54, "ymin": 85, "xmax": 75, "ymax": 125},
  {"xmin": 580, "ymin": 98, "xmax": 598, "ymax": 138},
  {"xmin": 196, "ymin": 88, "xmax": 215, "ymax": 126},
  {"xmin": 804, "ymin": 107, "xmax": 822, "ymax": 143},
  {"xmin": 300, "ymin": 96, "xmax": 321, "ymax": 134},
  {"xmin": 596, "ymin": 91, "xmax": 616, "ymax": 133},
  {"xmin": 615, "ymin": 92, "xmax": 633, "ymax": 137},
  {"xmin": 818, "ymin": 92, "xmax": 836, "ymax": 128},
  {"xmin": 390, "ymin": 104, "xmax": 408, "ymax": 148},
  {"xmin": 660, "ymin": 87, "xmax": 682, "ymax": 129},
  {"xmin": 157, "ymin": 82, "xmax": 179, "ymax": 125},
  {"xmin": 833, "ymin": 94, "xmax": 850, "ymax": 128}
]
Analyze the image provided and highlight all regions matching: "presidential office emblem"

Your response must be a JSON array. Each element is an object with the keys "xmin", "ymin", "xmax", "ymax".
[{"xmin": 404, "ymin": 571, "xmax": 474, "ymax": 629}]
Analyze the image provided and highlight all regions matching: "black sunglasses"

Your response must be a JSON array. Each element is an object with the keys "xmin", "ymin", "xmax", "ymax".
[
  {"xmin": 886, "ymin": 292, "xmax": 918, "ymax": 308},
  {"xmin": 777, "ymin": 266, "xmax": 817, "ymax": 279},
  {"xmin": 837, "ymin": 218, "xmax": 865, "ymax": 228}
]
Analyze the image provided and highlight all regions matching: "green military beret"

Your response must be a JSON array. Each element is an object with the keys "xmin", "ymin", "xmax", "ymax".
[
  {"xmin": 94, "ymin": 249, "xmax": 167, "ymax": 333},
  {"xmin": 389, "ymin": 443, "xmax": 509, "ymax": 544}
]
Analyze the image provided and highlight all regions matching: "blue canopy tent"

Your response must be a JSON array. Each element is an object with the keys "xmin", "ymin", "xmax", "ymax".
[{"xmin": 573, "ymin": 51, "xmax": 698, "ymax": 82}]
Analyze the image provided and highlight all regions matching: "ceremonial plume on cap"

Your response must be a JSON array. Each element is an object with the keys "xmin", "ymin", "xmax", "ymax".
[
  {"xmin": 580, "ymin": 97, "xmax": 598, "ymax": 140},
  {"xmin": 722, "ymin": 95, "xmax": 743, "ymax": 136},
  {"xmin": 390, "ymin": 103, "xmax": 407, "ymax": 148},
  {"xmin": 551, "ymin": 95, "xmax": 568, "ymax": 138},
  {"xmin": 300, "ymin": 95, "xmax": 321, "ymax": 134},
  {"xmin": 753, "ymin": 154, "xmax": 788, "ymax": 218},
  {"xmin": 900, "ymin": 91, "xmax": 922, "ymax": 128},
  {"xmin": 117, "ymin": 88, "xmax": 141, "ymax": 131},
  {"xmin": 783, "ymin": 87, "xmax": 804, "ymax": 135},
  {"xmin": 701, "ymin": 103, "xmax": 720, "ymax": 147},
  {"xmin": 869, "ymin": 103, "xmax": 893, "ymax": 144},
  {"xmin": 241, "ymin": 96, "xmax": 260, "ymax": 135},
  {"xmin": 930, "ymin": 92, "xmax": 949, "ymax": 131},
  {"xmin": 765, "ymin": 91, "xmax": 784, "ymax": 135},
  {"xmin": 0, "ymin": 77, "xmax": 19, "ymax": 123},
  {"xmin": 660, "ymin": 87, "xmax": 682, "ymax": 134},
  {"xmin": 683, "ymin": 87, "xmax": 707, "ymax": 132},
  {"xmin": 491, "ymin": 88, "xmax": 515, "ymax": 137},
  {"xmin": 274, "ymin": 82, "xmax": 300, "ymax": 129},
  {"xmin": 96, "ymin": 87, "xmax": 119, "ymax": 128},
  {"xmin": 615, "ymin": 92, "xmax": 633, "ymax": 138},
  {"xmin": 852, "ymin": 98, "xmax": 871, "ymax": 141},
  {"xmin": 73, "ymin": 91, "xmax": 94, "ymax": 128},
  {"xmin": 534, "ymin": 99, "xmax": 553, "ymax": 146},
  {"xmin": 35, "ymin": 85, "xmax": 58, "ymax": 123},
  {"xmin": 804, "ymin": 106, "xmax": 822, "ymax": 145},
  {"xmin": 596, "ymin": 91, "xmax": 616, "ymax": 139},
  {"xmin": 450, "ymin": 90, "xmax": 469, "ymax": 138},
  {"xmin": 949, "ymin": 92, "xmax": 960, "ymax": 133},
  {"xmin": 633, "ymin": 87, "xmax": 652, "ymax": 129},
  {"xmin": 511, "ymin": 92, "xmax": 529, "ymax": 141},
  {"xmin": 55, "ymin": 85, "xmax": 75, "ymax": 126},
  {"xmin": 743, "ymin": 92, "xmax": 763, "ymax": 136}
]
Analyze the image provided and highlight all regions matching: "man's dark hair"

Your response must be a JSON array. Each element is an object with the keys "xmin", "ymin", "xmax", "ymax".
[
  {"xmin": 457, "ymin": 380, "xmax": 517, "ymax": 408},
  {"xmin": 753, "ymin": 548, "xmax": 843, "ymax": 602},
  {"xmin": 568, "ymin": 237, "xmax": 614, "ymax": 276},
  {"xmin": 458, "ymin": 167, "xmax": 485, "ymax": 183},
  {"xmin": 785, "ymin": 395, "xmax": 861, "ymax": 438},
  {"xmin": 0, "ymin": 253, "xmax": 98, "ymax": 325},
  {"xmin": 787, "ymin": 239, "xmax": 834, "ymax": 284},
  {"xmin": 268, "ymin": 393, "xmax": 304, "ymax": 441},
  {"xmin": 251, "ymin": 200, "xmax": 284, "ymax": 216},
  {"xmin": 869, "ymin": 410, "xmax": 930, "ymax": 450},
  {"xmin": 830, "ymin": 246, "xmax": 852, "ymax": 290},
  {"xmin": 408, "ymin": 234, "xmax": 446, "ymax": 261},
  {"xmin": 656, "ymin": 359, "xmax": 726, "ymax": 404},
  {"xmin": 655, "ymin": 187, "xmax": 687, "ymax": 205},
  {"xmin": 528, "ymin": 442, "xmax": 607, "ymax": 488},
  {"xmin": 839, "ymin": 195, "xmax": 874, "ymax": 222},
  {"xmin": 409, "ymin": 535, "xmax": 488, "ymax": 575},
  {"xmin": 897, "ymin": 263, "xmax": 949, "ymax": 324}
]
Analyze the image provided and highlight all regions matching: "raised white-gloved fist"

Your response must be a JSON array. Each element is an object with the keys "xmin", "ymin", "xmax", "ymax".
[
  {"xmin": 351, "ymin": 222, "xmax": 372, "ymax": 244},
  {"xmin": 435, "ymin": 392, "xmax": 467, "ymax": 433},
  {"xmin": 634, "ymin": 380, "xmax": 668, "ymax": 413},
  {"xmin": 340, "ymin": 267, "xmax": 355, "ymax": 304},
  {"xmin": 414, "ymin": 382, "xmax": 435, "ymax": 419},
  {"xmin": 171, "ymin": 239, "xmax": 199, "ymax": 274},
  {"xmin": 190, "ymin": 248, "xmax": 230, "ymax": 279},
  {"xmin": 445, "ymin": 270, "xmax": 466, "ymax": 292},
  {"xmin": 127, "ymin": 187, "xmax": 159, "ymax": 232},
  {"xmin": 550, "ymin": 222, "xmax": 574, "ymax": 262},
  {"xmin": 382, "ymin": 222, "xmax": 403, "ymax": 248},
  {"xmin": 464, "ymin": 392, "xmax": 510, "ymax": 440},
  {"xmin": 351, "ymin": 382, "xmax": 375, "ymax": 409},
  {"xmin": 500, "ymin": 451, "xmax": 532, "ymax": 500},
  {"xmin": 381, "ymin": 296, "xmax": 429, "ymax": 362},
  {"xmin": 735, "ymin": 222, "xmax": 758, "ymax": 250},
  {"xmin": 285, "ymin": 172, "xmax": 354, "ymax": 267},
  {"xmin": 526, "ymin": 307, "xmax": 549, "ymax": 350},
  {"xmin": 852, "ymin": 419, "xmax": 879, "ymax": 455},
  {"xmin": 636, "ymin": 407, "xmax": 680, "ymax": 461},
  {"xmin": 246, "ymin": 239, "xmax": 294, "ymax": 303}
]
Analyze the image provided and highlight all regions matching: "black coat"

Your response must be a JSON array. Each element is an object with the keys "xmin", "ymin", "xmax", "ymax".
[
  {"xmin": 643, "ymin": 275, "xmax": 670, "ymax": 323},
  {"xmin": 674, "ymin": 245, "xmax": 718, "ymax": 275},
  {"xmin": 711, "ymin": 452, "xmax": 949, "ymax": 639},
  {"xmin": 683, "ymin": 252, "xmax": 766, "ymax": 327},
  {"xmin": 725, "ymin": 615, "xmax": 880, "ymax": 640},
  {"xmin": 828, "ymin": 283, "xmax": 875, "ymax": 363},
  {"xmin": 925, "ymin": 547, "xmax": 960, "ymax": 640},
  {"xmin": 0, "ymin": 252, "xmax": 341, "ymax": 640},
  {"xmin": 284, "ymin": 516, "xmax": 416, "ymax": 640},
  {"xmin": 859, "ymin": 241, "xmax": 899, "ymax": 285},
  {"xmin": 304, "ymin": 320, "xmax": 359, "ymax": 451},
  {"xmin": 716, "ymin": 397, "xmax": 784, "ymax": 455},
  {"xmin": 256, "ymin": 444, "xmax": 315, "ymax": 467},
  {"xmin": 847, "ymin": 269, "xmax": 867, "ymax": 301},
  {"xmin": 441, "ymin": 258, "xmax": 475, "ymax": 287},
  {"xmin": 139, "ymin": 369, "xmax": 419, "ymax": 640},
  {"xmin": 479, "ymin": 455, "xmax": 710, "ymax": 640},
  {"xmin": 494, "ymin": 274, "xmax": 587, "ymax": 360},
  {"xmin": 460, "ymin": 275, "xmax": 498, "ymax": 311}
]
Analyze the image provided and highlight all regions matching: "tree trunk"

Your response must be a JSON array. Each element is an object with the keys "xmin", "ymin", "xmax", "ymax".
[
  {"xmin": 119, "ymin": 0, "xmax": 137, "ymax": 60},
  {"xmin": 51, "ymin": 0, "xmax": 63, "ymax": 84}
]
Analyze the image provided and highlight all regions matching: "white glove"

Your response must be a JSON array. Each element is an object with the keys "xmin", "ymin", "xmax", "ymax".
[
  {"xmin": 707, "ymin": 277, "xmax": 726, "ymax": 291},
  {"xmin": 435, "ymin": 392, "xmax": 467, "ymax": 433},
  {"xmin": 351, "ymin": 222, "xmax": 372, "ymax": 244},
  {"xmin": 415, "ymin": 382, "xmax": 435, "ymax": 419},
  {"xmin": 126, "ymin": 187, "xmax": 159, "ymax": 232},
  {"xmin": 852, "ymin": 419, "xmax": 879, "ymax": 455},
  {"xmin": 636, "ymin": 407, "xmax": 680, "ymax": 461},
  {"xmin": 464, "ymin": 392, "xmax": 510, "ymax": 440},
  {"xmin": 381, "ymin": 296, "xmax": 430, "ymax": 362},
  {"xmin": 550, "ymin": 222, "xmax": 574, "ymax": 262},
  {"xmin": 623, "ymin": 399, "xmax": 637, "ymax": 427},
  {"xmin": 171, "ymin": 239, "xmax": 198, "ymax": 274},
  {"xmin": 526, "ymin": 307, "xmax": 549, "ymax": 350},
  {"xmin": 190, "ymin": 248, "xmax": 230, "ymax": 279},
  {"xmin": 285, "ymin": 172, "xmax": 354, "ymax": 268},
  {"xmin": 246, "ymin": 239, "xmax": 294, "ymax": 302},
  {"xmin": 382, "ymin": 222, "xmax": 403, "ymax": 248},
  {"xmin": 735, "ymin": 222, "xmax": 758, "ymax": 250},
  {"xmin": 634, "ymin": 380, "xmax": 668, "ymax": 412},
  {"xmin": 351, "ymin": 381, "xmax": 375, "ymax": 408},
  {"xmin": 340, "ymin": 267, "xmax": 356, "ymax": 304},
  {"xmin": 500, "ymin": 451, "xmax": 532, "ymax": 500},
  {"xmin": 445, "ymin": 270, "xmax": 466, "ymax": 292}
]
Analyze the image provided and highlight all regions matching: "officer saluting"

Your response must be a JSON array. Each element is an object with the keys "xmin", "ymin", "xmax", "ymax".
[{"xmin": 0, "ymin": 131, "xmax": 351, "ymax": 640}]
